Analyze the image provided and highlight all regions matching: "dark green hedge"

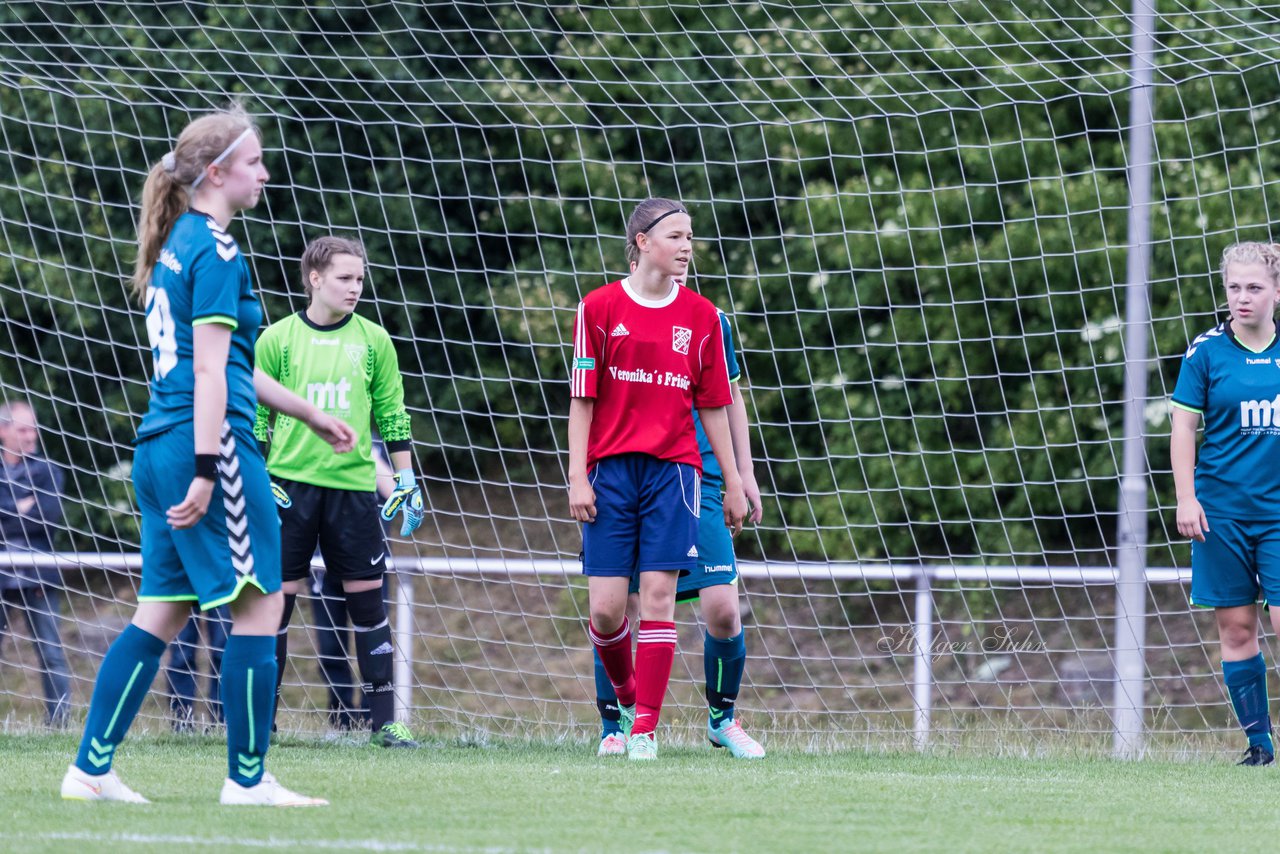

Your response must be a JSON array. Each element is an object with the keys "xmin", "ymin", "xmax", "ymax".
[{"xmin": 1, "ymin": 2, "xmax": 1277, "ymax": 563}]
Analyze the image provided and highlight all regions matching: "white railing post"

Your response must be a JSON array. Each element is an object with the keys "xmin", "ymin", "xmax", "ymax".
[
  {"xmin": 393, "ymin": 569, "xmax": 414, "ymax": 724},
  {"xmin": 912, "ymin": 567, "xmax": 934, "ymax": 749}
]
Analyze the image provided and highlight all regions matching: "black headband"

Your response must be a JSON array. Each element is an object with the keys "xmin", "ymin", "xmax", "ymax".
[{"xmin": 639, "ymin": 207, "xmax": 687, "ymax": 234}]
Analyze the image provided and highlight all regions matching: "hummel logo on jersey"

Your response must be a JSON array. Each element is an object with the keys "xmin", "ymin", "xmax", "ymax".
[
  {"xmin": 1248, "ymin": 357, "xmax": 1273, "ymax": 365},
  {"xmin": 687, "ymin": 545, "xmax": 698, "ymax": 557},
  {"xmin": 672, "ymin": 326, "xmax": 692, "ymax": 355},
  {"xmin": 611, "ymin": 323, "xmax": 630, "ymax": 337}
]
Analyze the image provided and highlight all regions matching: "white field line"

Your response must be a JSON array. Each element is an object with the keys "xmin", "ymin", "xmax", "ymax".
[{"xmin": 0, "ymin": 831, "xmax": 534, "ymax": 853}]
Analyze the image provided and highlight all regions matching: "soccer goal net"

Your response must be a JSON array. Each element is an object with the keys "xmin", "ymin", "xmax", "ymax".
[{"xmin": 0, "ymin": 2, "xmax": 1275, "ymax": 754}]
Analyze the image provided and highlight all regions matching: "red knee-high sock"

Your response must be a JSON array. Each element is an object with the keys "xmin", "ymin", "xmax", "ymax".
[
  {"xmin": 631, "ymin": 620, "xmax": 677, "ymax": 737},
  {"xmin": 589, "ymin": 618, "xmax": 636, "ymax": 707}
]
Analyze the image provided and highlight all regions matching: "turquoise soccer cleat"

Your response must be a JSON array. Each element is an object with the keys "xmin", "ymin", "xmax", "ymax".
[
  {"xmin": 627, "ymin": 731, "xmax": 657, "ymax": 761},
  {"xmin": 708, "ymin": 719, "xmax": 766, "ymax": 759}
]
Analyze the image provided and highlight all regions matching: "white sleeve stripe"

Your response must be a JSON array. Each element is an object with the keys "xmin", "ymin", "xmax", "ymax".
[{"xmin": 572, "ymin": 302, "xmax": 586, "ymax": 397}]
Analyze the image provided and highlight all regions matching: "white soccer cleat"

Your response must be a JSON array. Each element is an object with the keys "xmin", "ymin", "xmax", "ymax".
[
  {"xmin": 220, "ymin": 771, "xmax": 328, "ymax": 807},
  {"xmin": 597, "ymin": 733, "xmax": 627, "ymax": 756},
  {"xmin": 60, "ymin": 763, "xmax": 150, "ymax": 803},
  {"xmin": 627, "ymin": 731, "xmax": 657, "ymax": 761},
  {"xmin": 708, "ymin": 719, "xmax": 766, "ymax": 759}
]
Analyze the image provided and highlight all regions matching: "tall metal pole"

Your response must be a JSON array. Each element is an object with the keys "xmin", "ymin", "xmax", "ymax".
[{"xmin": 1113, "ymin": 0, "xmax": 1157, "ymax": 759}]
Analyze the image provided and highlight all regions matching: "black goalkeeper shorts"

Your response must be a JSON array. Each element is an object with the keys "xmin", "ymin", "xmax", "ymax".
[{"xmin": 276, "ymin": 478, "xmax": 389, "ymax": 583}]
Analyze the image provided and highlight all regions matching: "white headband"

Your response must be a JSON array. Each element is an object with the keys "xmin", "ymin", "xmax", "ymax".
[{"xmin": 190, "ymin": 127, "xmax": 255, "ymax": 190}]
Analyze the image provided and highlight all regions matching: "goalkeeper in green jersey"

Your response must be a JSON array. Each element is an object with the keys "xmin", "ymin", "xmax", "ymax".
[{"xmin": 254, "ymin": 236, "xmax": 423, "ymax": 748}]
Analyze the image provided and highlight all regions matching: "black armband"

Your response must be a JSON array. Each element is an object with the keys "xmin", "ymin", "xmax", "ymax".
[{"xmin": 194, "ymin": 454, "xmax": 219, "ymax": 481}]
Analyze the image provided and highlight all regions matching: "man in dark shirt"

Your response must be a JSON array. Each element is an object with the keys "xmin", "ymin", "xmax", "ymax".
[{"xmin": 0, "ymin": 400, "xmax": 71, "ymax": 726}]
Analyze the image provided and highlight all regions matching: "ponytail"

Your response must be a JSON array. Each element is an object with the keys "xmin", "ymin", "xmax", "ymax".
[
  {"xmin": 131, "ymin": 162, "xmax": 189, "ymax": 303},
  {"xmin": 129, "ymin": 104, "xmax": 258, "ymax": 305}
]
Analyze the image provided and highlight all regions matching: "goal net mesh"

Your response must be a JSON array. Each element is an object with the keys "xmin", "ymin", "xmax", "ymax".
[{"xmin": 1, "ymin": 1, "xmax": 1276, "ymax": 752}]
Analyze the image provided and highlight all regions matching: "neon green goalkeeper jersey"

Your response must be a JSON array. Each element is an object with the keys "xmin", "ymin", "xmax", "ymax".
[{"xmin": 254, "ymin": 310, "xmax": 412, "ymax": 491}]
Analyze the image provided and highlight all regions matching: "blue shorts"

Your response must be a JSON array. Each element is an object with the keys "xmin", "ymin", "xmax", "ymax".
[
  {"xmin": 627, "ymin": 476, "xmax": 739, "ymax": 601},
  {"xmin": 1190, "ymin": 515, "xmax": 1280, "ymax": 608},
  {"xmin": 582, "ymin": 454, "xmax": 700, "ymax": 577},
  {"xmin": 135, "ymin": 420, "xmax": 281, "ymax": 611}
]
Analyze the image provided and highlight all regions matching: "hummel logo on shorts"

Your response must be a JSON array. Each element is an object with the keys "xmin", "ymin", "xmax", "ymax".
[{"xmin": 611, "ymin": 323, "xmax": 630, "ymax": 337}]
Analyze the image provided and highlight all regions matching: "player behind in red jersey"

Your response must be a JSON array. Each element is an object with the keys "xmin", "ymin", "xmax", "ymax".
[{"xmin": 569, "ymin": 197, "xmax": 748, "ymax": 760}]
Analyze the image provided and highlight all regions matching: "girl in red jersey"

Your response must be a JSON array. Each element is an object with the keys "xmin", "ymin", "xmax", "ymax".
[{"xmin": 569, "ymin": 197, "xmax": 748, "ymax": 760}]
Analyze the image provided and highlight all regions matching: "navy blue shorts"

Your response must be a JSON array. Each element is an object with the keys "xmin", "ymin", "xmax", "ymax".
[
  {"xmin": 627, "ymin": 475, "xmax": 739, "ymax": 602},
  {"xmin": 135, "ymin": 420, "xmax": 281, "ymax": 610},
  {"xmin": 582, "ymin": 454, "xmax": 700, "ymax": 577},
  {"xmin": 1190, "ymin": 515, "xmax": 1280, "ymax": 608}
]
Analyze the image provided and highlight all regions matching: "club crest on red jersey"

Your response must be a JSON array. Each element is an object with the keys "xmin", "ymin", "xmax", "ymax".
[{"xmin": 672, "ymin": 326, "xmax": 692, "ymax": 355}]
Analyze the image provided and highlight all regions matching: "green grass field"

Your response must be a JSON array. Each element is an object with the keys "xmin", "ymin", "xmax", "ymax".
[{"xmin": 1, "ymin": 734, "xmax": 1276, "ymax": 852}]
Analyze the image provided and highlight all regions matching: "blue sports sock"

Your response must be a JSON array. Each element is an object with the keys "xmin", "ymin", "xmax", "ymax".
[
  {"xmin": 594, "ymin": 647, "xmax": 622, "ymax": 737},
  {"xmin": 705, "ymin": 630, "xmax": 746, "ymax": 729},
  {"xmin": 74, "ymin": 624, "xmax": 166, "ymax": 776},
  {"xmin": 222, "ymin": 634, "xmax": 277, "ymax": 786},
  {"xmin": 1223, "ymin": 653, "xmax": 1273, "ymax": 752}
]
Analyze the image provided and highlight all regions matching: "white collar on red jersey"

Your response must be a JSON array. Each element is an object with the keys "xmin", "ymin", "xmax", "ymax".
[{"xmin": 621, "ymin": 276, "xmax": 679, "ymax": 308}]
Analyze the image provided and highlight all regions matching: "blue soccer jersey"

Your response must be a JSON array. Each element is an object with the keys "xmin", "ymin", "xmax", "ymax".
[
  {"xmin": 692, "ymin": 311, "xmax": 742, "ymax": 481},
  {"xmin": 1171, "ymin": 321, "xmax": 1280, "ymax": 520},
  {"xmin": 136, "ymin": 210, "xmax": 262, "ymax": 441}
]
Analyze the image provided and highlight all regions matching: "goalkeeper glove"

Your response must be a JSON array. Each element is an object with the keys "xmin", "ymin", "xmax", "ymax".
[
  {"xmin": 380, "ymin": 468, "xmax": 424, "ymax": 536},
  {"xmin": 270, "ymin": 481, "xmax": 292, "ymax": 509}
]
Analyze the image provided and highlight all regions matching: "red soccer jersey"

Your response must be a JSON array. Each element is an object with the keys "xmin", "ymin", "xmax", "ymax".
[{"xmin": 571, "ymin": 278, "xmax": 732, "ymax": 471}]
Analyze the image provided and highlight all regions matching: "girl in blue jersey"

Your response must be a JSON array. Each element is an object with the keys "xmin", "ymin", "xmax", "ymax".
[
  {"xmin": 1171, "ymin": 241, "xmax": 1280, "ymax": 766},
  {"xmin": 62, "ymin": 106, "xmax": 356, "ymax": 805}
]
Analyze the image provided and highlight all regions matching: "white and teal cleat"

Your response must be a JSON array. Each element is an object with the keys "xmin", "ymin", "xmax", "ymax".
[
  {"xmin": 597, "ymin": 733, "xmax": 627, "ymax": 756},
  {"xmin": 60, "ymin": 763, "xmax": 150, "ymax": 803},
  {"xmin": 619, "ymin": 703, "xmax": 636, "ymax": 738},
  {"xmin": 627, "ymin": 731, "xmax": 657, "ymax": 761},
  {"xmin": 708, "ymin": 719, "xmax": 766, "ymax": 759}
]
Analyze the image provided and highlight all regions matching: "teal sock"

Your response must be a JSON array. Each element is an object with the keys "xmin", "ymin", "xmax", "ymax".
[
  {"xmin": 1223, "ymin": 653, "xmax": 1273, "ymax": 752},
  {"xmin": 222, "ymin": 634, "xmax": 277, "ymax": 786},
  {"xmin": 74, "ymin": 624, "xmax": 166, "ymax": 775},
  {"xmin": 594, "ymin": 648, "xmax": 622, "ymax": 737},
  {"xmin": 705, "ymin": 630, "xmax": 746, "ymax": 729}
]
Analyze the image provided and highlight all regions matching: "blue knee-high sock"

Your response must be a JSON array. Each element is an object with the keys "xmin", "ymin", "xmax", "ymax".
[
  {"xmin": 1224, "ymin": 653, "xmax": 1273, "ymax": 752},
  {"xmin": 74, "ymin": 624, "xmax": 166, "ymax": 775},
  {"xmin": 222, "ymin": 634, "xmax": 277, "ymax": 786},
  {"xmin": 593, "ymin": 647, "xmax": 622, "ymax": 737},
  {"xmin": 705, "ymin": 630, "xmax": 746, "ymax": 728}
]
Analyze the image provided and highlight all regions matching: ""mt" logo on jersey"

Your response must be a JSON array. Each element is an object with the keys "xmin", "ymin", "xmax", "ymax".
[{"xmin": 1240, "ymin": 395, "xmax": 1280, "ymax": 430}]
